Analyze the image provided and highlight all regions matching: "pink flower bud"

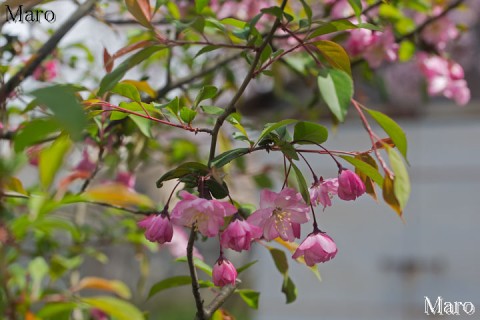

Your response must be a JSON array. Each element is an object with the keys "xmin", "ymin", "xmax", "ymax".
[
  {"xmin": 337, "ymin": 169, "xmax": 365, "ymax": 201},
  {"xmin": 212, "ymin": 258, "xmax": 237, "ymax": 287},
  {"xmin": 220, "ymin": 218, "xmax": 262, "ymax": 252},
  {"xmin": 292, "ymin": 232, "xmax": 337, "ymax": 266},
  {"xmin": 137, "ymin": 213, "xmax": 174, "ymax": 244}
]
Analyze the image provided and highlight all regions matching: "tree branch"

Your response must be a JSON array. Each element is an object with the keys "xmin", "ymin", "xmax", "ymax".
[
  {"xmin": 207, "ymin": 0, "xmax": 289, "ymax": 167},
  {"xmin": 195, "ymin": 279, "xmax": 241, "ymax": 320},
  {"xmin": 0, "ymin": 0, "xmax": 97, "ymax": 105},
  {"xmin": 187, "ymin": 227, "xmax": 205, "ymax": 319}
]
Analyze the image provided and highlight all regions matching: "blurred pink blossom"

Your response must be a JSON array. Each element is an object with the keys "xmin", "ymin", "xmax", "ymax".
[
  {"xmin": 220, "ymin": 218, "xmax": 262, "ymax": 252},
  {"xmin": 164, "ymin": 226, "xmax": 203, "ymax": 259},
  {"xmin": 292, "ymin": 231, "xmax": 338, "ymax": 266},
  {"xmin": 362, "ymin": 28, "xmax": 399, "ymax": 68},
  {"xmin": 212, "ymin": 257, "xmax": 237, "ymax": 287},
  {"xmin": 211, "ymin": 0, "xmax": 274, "ymax": 20},
  {"xmin": 115, "ymin": 171, "xmax": 136, "ymax": 190},
  {"xmin": 421, "ymin": 16, "xmax": 458, "ymax": 51},
  {"xmin": 417, "ymin": 53, "xmax": 470, "ymax": 106},
  {"xmin": 247, "ymin": 188, "xmax": 309, "ymax": 242},
  {"xmin": 33, "ymin": 60, "xmax": 58, "ymax": 82},
  {"xmin": 170, "ymin": 191, "xmax": 236, "ymax": 237}
]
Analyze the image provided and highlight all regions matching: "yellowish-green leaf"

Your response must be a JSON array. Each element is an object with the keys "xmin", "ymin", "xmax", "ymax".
[
  {"xmin": 81, "ymin": 296, "xmax": 144, "ymax": 320},
  {"xmin": 75, "ymin": 277, "xmax": 131, "ymax": 299},
  {"xmin": 314, "ymin": 40, "xmax": 351, "ymax": 75},
  {"xmin": 382, "ymin": 174, "xmax": 402, "ymax": 217},
  {"xmin": 83, "ymin": 183, "xmax": 153, "ymax": 208},
  {"xmin": 387, "ymin": 148, "xmax": 410, "ymax": 210},
  {"xmin": 39, "ymin": 135, "xmax": 72, "ymax": 190}
]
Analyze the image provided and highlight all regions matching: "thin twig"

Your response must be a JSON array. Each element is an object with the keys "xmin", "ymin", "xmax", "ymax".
[
  {"xmin": 207, "ymin": 0, "xmax": 289, "ymax": 167},
  {"xmin": 0, "ymin": 0, "xmax": 97, "ymax": 104}
]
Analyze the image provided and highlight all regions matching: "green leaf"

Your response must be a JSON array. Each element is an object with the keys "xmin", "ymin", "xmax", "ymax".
[
  {"xmin": 37, "ymin": 302, "xmax": 77, "ymax": 319},
  {"xmin": 175, "ymin": 256, "xmax": 213, "ymax": 276},
  {"xmin": 156, "ymin": 162, "xmax": 209, "ymax": 188},
  {"xmin": 398, "ymin": 40, "xmax": 415, "ymax": 62},
  {"xmin": 293, "ymin": 121, "xmax": 328, "ymax": 145},
  {"xmin": 195, "ymin": 45, "xmax": 220, "ymax": 58},
  {"xmin": 387, "ymin": 148, "xmax": 410, "ymax": 210},
  {"xmin": 366, "ymin": 108, "xmax": 408, "ymax": 159},
  {"xmin": 195, "ymin": 0, "xmax": 209, "ymax": 13},
  {"xmin": 290, "ymin": 161, "xmax": 310, "ymax": 204},
  {"xmin": 28, "ymin": 257, "xmax": 49, "ymax": 298},
  {"xmin": 256, "ymin": 119, "xmax": 298, "ymax": 146},
  {"xmin": 211, "ymin": 148, "xmax": 250, "ymax": 168},
  {"xmin": 179, "ymin": 107, "xmax": 197, "ymax": 124},
  {"xmin": 148, "ymin": 276, "xmax": 192, "ymax": 298},
  {"xmin": 299, "ymin": 0, "xmax": 312, "ymax": 24},
  {"xmin": 268, "ymin": 248, "xmax": 289, "ymax": 274},
  {"xmin": 98, "ymin": 46, "xmax": 165, "ymax": 95},
  {"xmin": 30, "ymin": 85, "xmax": 87, "ymax": 141},
  {"xmin": 260, "ymin": 6, "xmax": 284, "ymax": 19},
  {"xmin": 148, "ymin": 276, "xmax": 214, "ymax": 299},
  {"xmin": 314, "ymin": 40, "xmax": 351, "ymax": 75},
  {"xmin": 128, "ymin": 115, "xmax": 152, "ymax": 137},
  {"xmin": 194, "ymin": 85, "xmax": 218, "ymax": 108},
  {"xmin": 39, "ymin": 135, "xmax": 72, "ymax": 189},
  {"xmin": 200, "ymin": 105, "xmax": 224, "ymax": 115},
  {"xmin": 347, "ymin": 0, "xmax": 362, "ymax": 20},
  {"xmin": 317, "ymin": 68, "xmax": 353, "ymax": 122},
  {"xmin": 237, "ymin": 289, "xmax": 260, "ymax": 309},
  {"xmin": 112, "ymin": 83, "xmax": 141, "ymax": 102},
  {"xmin": 237, "ymin": 260, "xmax": 258, "ymax": 274},
  {"xmin": 14, "ymin": 118, "xmax": 60, "ymax": 152},
  {"xmin": 307, "ymin": 20, "xmax": 357, "ymax": 39},
  {"xmin": 278, "ymin": 141, "xmax": 299, "ymax": 161},
  {"xmin": 81, "ymin": 296, "xmax": 144, "ymax": 320},
  {"xmin": 281, "ymin": 275, "xmax": 297, "ymax": 304},
  {"xmin": 340, "ymin": 156, "xmax": 384, "ymax": 186}
]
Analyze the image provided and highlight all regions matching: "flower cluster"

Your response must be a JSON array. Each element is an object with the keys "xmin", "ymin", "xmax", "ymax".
[
  {"xmin": 137, "ymin": 169, "xmax": 365, "ymax": 287},
  {"xmin": 417, "ymin": 53, "xmax": 470, "ymax": 106}
]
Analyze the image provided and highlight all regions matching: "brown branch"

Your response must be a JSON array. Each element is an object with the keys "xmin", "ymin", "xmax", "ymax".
[
  {"xmin": 187, "ymin": 227, "xmax": 205, "ymax": 319},
  {"xmin": 146, "ymin": 53, "xmax": 242, "ymax": 102},
  {"xmin": 207, "ymin": 0, "xmax": 289, "ymax": 167},
  {"xmin": 195, "ymin": 279, "xmax": 241, "ymax": 320},
  {"xmin": 0, "ymin": 0, "xmax": 97, "ymax": 105}
]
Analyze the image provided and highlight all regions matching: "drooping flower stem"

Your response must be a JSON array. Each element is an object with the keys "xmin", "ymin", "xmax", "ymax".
[
  {"xmin": 164, "ymin": 180, "xmax": 183, "ymax": 212},
  {"xmin": 309, "ymin": 203, "xmax": 319, "ymax": 233},
  {"xmin": 187, "ymin": 227, "xmax": 205, "ymax": 320},
  {"xmin": 293, "ymin": 139, "xmax": 343, "ymax": 172},
  {"xmin": 298, "ymin": 152, "xmax": 319, "ymax": 183}
]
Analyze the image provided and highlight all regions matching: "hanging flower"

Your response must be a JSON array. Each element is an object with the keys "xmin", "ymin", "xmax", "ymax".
[
  {"xmin": 247, "ymin": 188, "xmax": 310, "ymax": 241},
  {"xmin": 292, "ymin": 231, "xmax": 338, "ymax": 266},
  {"xmin": 170, "ymin": 191, "xmax": 236, "ymax": 237},
  {"xmin": 220, "ymin": 218, "xmax": 262, "ymax": 252}
]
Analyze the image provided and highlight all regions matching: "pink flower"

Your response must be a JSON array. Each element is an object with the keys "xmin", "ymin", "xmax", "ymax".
[
  {"xmin": 26, "ymin": 145, "xmax": 42, "ymax": 166},
  {"xmin": 310, "ymin": 178, "xmax": 338, "ymax": 209},
  {"xmin": 346, "ymin": 28, "xmax": 375, "ymax": 57},
  {"xmin": 421, "ymin": 11, "xmax": 458, "ymax": 51},
  {"xmin": 90, "ymin": 308, "xmax": 108, "ymax": 320},
  {"xmin": 247, "ymin": 188, "xmax": 310, "ymax": 242},
  {"xmin": 292, "ymin": 231, "xmax": 338, "ymax": 266},
  {"xmin": 337, "ymin": 169, "xmax": 365, "ymax": 201},
  {"xmin": 417, "ymin": 53, "xmax": 471, "ymax": 106},
  {"xmin": 75, "ymin": 149, "xmax": 96, "ymax": 174},
  {"xmin": 33, "ymin": 60, "xmax": 58, "ymax": 81},
  {"xmin": 363, "ymin": 28, "xmax": 399, "ymax": 68},
  {"xmin": 115, "ymin": 171, "xmax": 136, "ymax": 190},
  {"xmin": 137, "ymin": 213, "xmax": 174, "ymax": 244},
  {"xmin": 220, "ymin": 218, "xmax": 262, "ymax": 252},
  {"xmin": 170, "ymin": 191, "xmax": 236, "ymax": 237},
  {"xmin": 164, "ymin": 226, "xmax": 203, "ymax": 259},
  {"xmin": 212, "ymin": 257, "xmax": 237, "ymax": 287}
]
